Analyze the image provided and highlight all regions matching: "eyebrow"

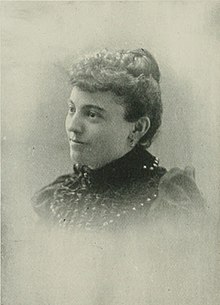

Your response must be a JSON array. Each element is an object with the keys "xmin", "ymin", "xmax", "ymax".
[{"xmin": 68, "ymin": 100, "xmax": 106, "ymax": 113}]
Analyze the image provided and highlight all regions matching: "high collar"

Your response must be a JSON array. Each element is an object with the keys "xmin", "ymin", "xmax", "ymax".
[{"xmin": 72, "ymin": 146, "xmax": 159, "ymax": 187}]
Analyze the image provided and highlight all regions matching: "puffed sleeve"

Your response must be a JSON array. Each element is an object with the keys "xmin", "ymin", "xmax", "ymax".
[{"xmin": 147, "ymin": 167, "xmax": 207, "ymax": 222}]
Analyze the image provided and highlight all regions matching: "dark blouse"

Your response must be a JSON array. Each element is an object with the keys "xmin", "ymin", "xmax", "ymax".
[{"xmin": 32, "ymin": 146, "xmax": 205, "ymax": 232}]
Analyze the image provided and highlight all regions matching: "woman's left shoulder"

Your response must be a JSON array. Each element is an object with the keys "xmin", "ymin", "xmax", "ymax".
[
  {"xmin": 148, "ymin": 166, "xmax": 206, "ymax": 219},
  {"xmin": 160, "ymin": 167, "xmax": 205, "ymax": 203}
]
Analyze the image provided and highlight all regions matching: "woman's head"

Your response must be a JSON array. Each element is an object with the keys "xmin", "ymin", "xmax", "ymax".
[
  {"xmin": 70, "ymin": 48, "xmax": 162, "ymax": 146},
  {"xmin": 66, "ymin": 48, "xmax": 162, "ymax": 168}
]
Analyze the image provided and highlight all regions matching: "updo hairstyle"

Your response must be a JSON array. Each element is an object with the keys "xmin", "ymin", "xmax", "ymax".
[{"xmin": 69, "ymin": 48, "xmax": 162, "ymax": 148}]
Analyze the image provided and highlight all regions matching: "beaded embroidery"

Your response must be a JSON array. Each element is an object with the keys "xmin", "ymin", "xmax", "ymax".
[{"xmin": 33, "ymin": 147, "xmax": 166, "ymax": 231}]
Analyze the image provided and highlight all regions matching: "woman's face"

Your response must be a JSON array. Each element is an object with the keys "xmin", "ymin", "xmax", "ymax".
[{"xmin": 66, "ymin": 87, "xmax": 134, "ymax": 169}]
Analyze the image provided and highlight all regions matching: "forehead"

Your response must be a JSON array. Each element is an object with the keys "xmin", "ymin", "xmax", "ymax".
[{"xmin": 69, "ymin": 87, "xmax": 125, "ymax": 112}]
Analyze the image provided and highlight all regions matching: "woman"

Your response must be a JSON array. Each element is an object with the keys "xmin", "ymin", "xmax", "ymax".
[
  {"xmin": 30, "ymin": 48, "xmax": 214, "ymax": 305},
  {"xmin": 32, "ymin": 48, "xmax": 205, "ymax": 232}
]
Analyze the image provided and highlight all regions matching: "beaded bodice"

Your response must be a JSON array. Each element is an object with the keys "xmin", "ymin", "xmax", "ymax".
[{"xmin": 32, "ymin": 147, "xmax": 167, "ymax": 231}]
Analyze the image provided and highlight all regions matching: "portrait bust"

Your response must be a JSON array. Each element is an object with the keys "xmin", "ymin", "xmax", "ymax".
[
  {"xmin": 2, "ymin": 2, "xmax": 218, "ymax": 304},
  {"xmin": 32, "ymin": 48, "xmax": 205, "ymax": 232}
]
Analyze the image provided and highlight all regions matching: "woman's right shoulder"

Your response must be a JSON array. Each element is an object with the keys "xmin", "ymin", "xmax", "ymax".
[{"xmin": 31, "ymin": 174, "xmax": 73, "ymax": 219}]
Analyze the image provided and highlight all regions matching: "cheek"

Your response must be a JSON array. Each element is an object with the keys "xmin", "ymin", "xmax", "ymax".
[
  {"xmin": 88, "ymin": 127, "xmax": 112, "ymax": 150},
  {"xmin": 92, "ymin": 129, "xmax": 111, "ymax": 144},
  {"xmin": 95, "ymin": 126, "xmax": 128, "ymax": 149},
  {"xmin": 88, "ymin": 119, "xmax": 131, "ymax": 149}
]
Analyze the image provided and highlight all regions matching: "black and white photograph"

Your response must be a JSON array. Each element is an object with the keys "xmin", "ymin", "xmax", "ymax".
[{"xmin": 1, "ymin": 1, "xmax": 220, "ymax": 304}]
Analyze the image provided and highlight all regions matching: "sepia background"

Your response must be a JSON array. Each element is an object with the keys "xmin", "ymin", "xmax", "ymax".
[{"xmin": 1, "ymin": 1, "xmax": 220, "ymax": 305}]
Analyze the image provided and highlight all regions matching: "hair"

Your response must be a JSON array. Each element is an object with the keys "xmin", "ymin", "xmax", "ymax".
[{"xmin": 69, "ymin": 48, "xmax": 162, "ymax": 148}]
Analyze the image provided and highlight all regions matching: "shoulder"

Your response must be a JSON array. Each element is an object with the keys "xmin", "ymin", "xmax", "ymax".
[
  {"xmin": 159, "ymin": 167, "xmax": 205, "ymax": 204},
  {"xmin": 31, "ymin": 174, "xmax": 73, "ymax": 219},
  {"xmin": 148, "ymin": 167, "xmax": 206, "ymax": 220}
]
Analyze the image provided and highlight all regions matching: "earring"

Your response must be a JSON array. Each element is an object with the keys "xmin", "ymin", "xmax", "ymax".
[{"xmin": 128, "ymin": 135, "xmax": 136, "ymax": 147}]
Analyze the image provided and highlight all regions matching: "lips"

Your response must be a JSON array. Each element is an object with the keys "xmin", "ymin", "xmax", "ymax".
[{"xmin": 69, "ymin": 138, "xmax": 85, "ymax": 144}]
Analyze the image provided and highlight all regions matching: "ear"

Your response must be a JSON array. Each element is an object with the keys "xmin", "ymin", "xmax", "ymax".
[{"xmin": 132, "ymin": 116, "xmax": 151, "ymax": 141}]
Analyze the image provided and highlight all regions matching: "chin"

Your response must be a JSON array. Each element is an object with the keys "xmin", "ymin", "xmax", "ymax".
[
  {"xmin": 69, "ymin": 150, "xmax": 91, "ymax": 167},
  {"xmin": 70, "ymin": 150, "xmax": 82, "ymax": 164}
]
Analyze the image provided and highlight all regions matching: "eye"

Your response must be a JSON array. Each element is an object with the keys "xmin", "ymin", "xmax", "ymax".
[
  {"xmin": 88, "ymin": 111, "xmax": 97, "ymax": 118},
  {"xmin": 68, "ymin": 104, "xmax": 75, "ymax": 114}
]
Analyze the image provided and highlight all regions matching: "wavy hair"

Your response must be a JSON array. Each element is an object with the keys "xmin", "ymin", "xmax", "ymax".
[{"xmin": 69, "ymin": 48, "xmax": 162, "ymax": 148}]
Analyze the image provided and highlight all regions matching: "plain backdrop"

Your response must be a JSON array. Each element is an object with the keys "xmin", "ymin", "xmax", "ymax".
[
  {"xmin": 2, "ymin": 1, "xmax": 219, "ymax": 213},
  {"xmin": 1, "ymin": 1, "xmax": 220, "ymax": 304}
]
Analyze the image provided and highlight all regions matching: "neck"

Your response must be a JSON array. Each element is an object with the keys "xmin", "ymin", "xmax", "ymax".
[
  {"xmin": 84, "ymin": 147, "xmax": 135, "ymax": 170},
  {"xmin": 72, "ymin": 145, "xmax": 160, "ymax": 188}
]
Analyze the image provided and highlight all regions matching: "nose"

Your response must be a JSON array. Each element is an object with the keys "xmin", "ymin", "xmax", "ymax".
[{"xmin": 65, "ymin": 112, "xmax": 84, "ymax": 134}]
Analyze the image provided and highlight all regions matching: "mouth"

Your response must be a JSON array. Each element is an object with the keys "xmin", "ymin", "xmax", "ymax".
[{"xmin": 69, "ymin": 138, "xmax": 85, "ymax": 145}]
